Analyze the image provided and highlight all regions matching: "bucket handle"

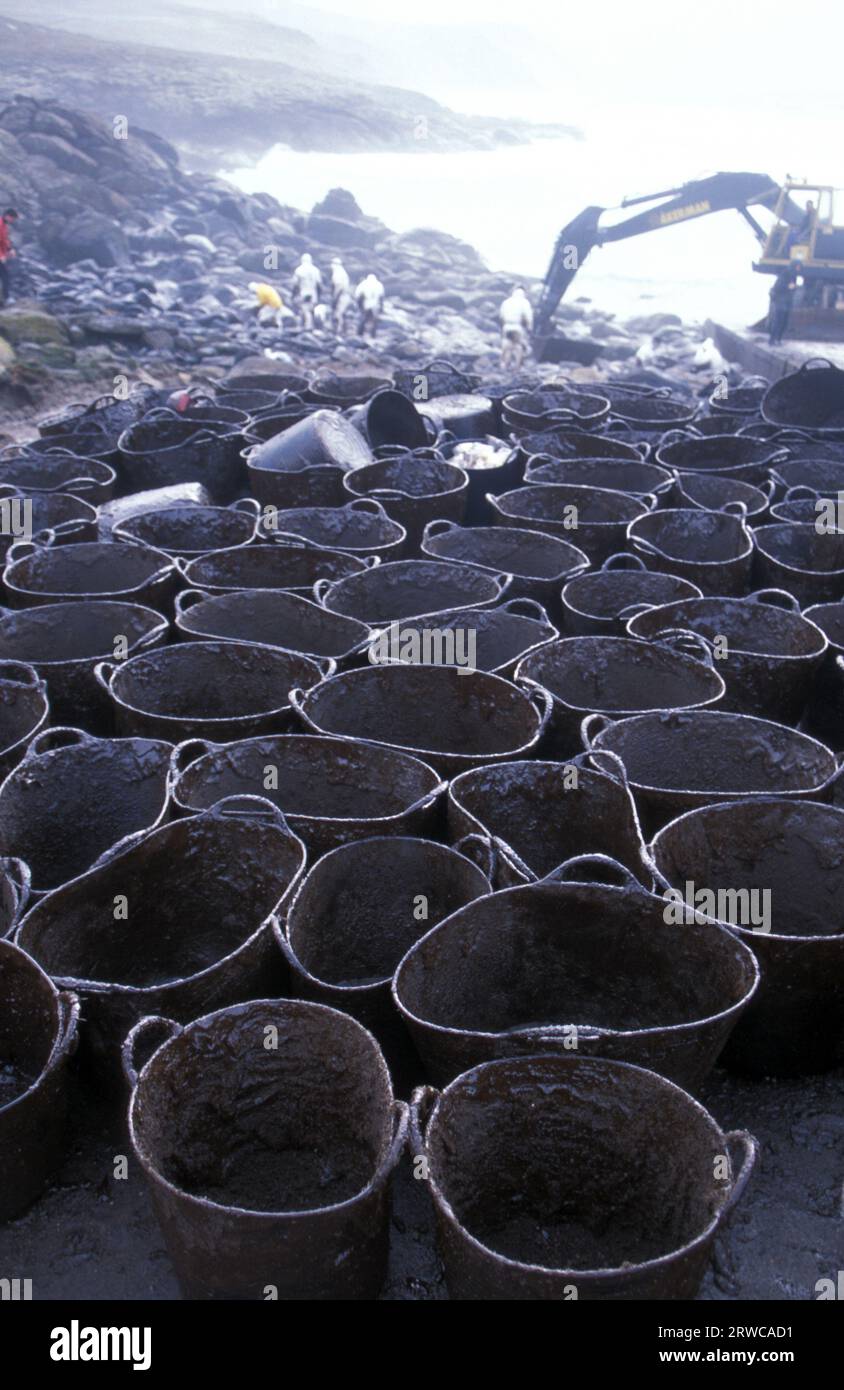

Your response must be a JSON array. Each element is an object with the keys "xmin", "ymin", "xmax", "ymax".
[
  {"xmin": 618, "ymin": 600, "xmax": 661, "ymax": 621},
  {"xmin": 422, "ymin": 518, "xmax": 459, "ymax": 542},
  {"xmin": 1, "ymin": 855, "xmax": 31, "ymax": 918},
  {"xmin": 500, "ymin": 596, "xmax": 552, "ymax": 624},
  {"xmin": 54, "ymin": 990, "xmax": 81, "ymax": 1064},
  {"xmin": 719, "ymin": 1131, "xmax": 759, "ymax": 1220},
  {"xmin": 491, "ymin": 572, "xmax": 514, "ymax": 600},
  {"xmin": 601, "ymin": 551, "xmax": 646, "ymax": 572},
  {"xmin": 122, "ymin": 1014, "xmax": 183, "ymax": 1090},
  {"xmin": 288, "ymin": 687, "xmax": 309, "ymax": 721},
  {"xmin": 783, "ymin": 484, "xmax": 818, "ymax": 502},
  {"xmin": 541, "ymin": 852, "xmax": 646, "ymax": 891},
  {"xmin": 346, "ymin": 497, "xmax": 387, "ymax": 517},
  {"xmin": 207, "ymin": 793, "xmax": 297, "ymax": 840},
  {"xmin": 230, "ymin": 497, "xmax": 262, "ymax": 518},
  {"xmin": 571, "ymin": 745, "xmax": 631, "ymax": 789},
  {"xmin": 409, "ymin": 1084, "xmax": 439, "ymax": 1156},
  {"xmin": 516, "ymin": 677, "xmax": 554, "ymax": 736},
  {"xmin": 659, "ymin": 427, "xmax": 701, "ymax": 447},
  {"xmin": 315, "ymin": 657, "xmax": 337, "ymax": 681},
  {"xmin": 174, "ymin": 588, "xmax": 211, "ymax": 618},
  {"xmin": 758, "ymin": 477, "xmax": 777, "ymax": 503},
  {"xmin": 5, "ymin": 537, "xmax": 50, "ymax": 566},
  {"xmin": 167, "ymin": 738, "xmax": 216, "ymax": 789},
  {"xmin": 652, "ymin": 627, "xmax": 717, "ymax": 668},
  {"xmin": 29, "ymin": 726, "xmax": 95, "ymax": 756},
  {"xmin": 312, "ymin": 578, "xmax": 334, "ymax": 606},
  {"xmin": 363, "ymin": 555, "xmax": 382, "ymax": 569},
  {"xmin": 0, "ymin": 660, "xmax": 43, "ymax": 689},
  {"xmin": 746, "ymin": 588, "xmax": 801, "ymax": 612},
  {"xmin": 628, "ymin": 534, "xmax": 662, "ymax": 560},
  {"xmin": 800, "ymin": 356, "xmax": 836, "ymax": 372},
  {"xmin": 453, "ymin": 832, "xmax": 497, "ymax": 885},
  {"xmin": 721, "ymin": 500, "xmax": 748, "ymax": 518},
  {"xmin": 93, "ymin": 660, "xmax": 116, "ymax": 693},
  {"xmin": 580, "ymin": 711, "xmax": 614, "ymax": 749}
]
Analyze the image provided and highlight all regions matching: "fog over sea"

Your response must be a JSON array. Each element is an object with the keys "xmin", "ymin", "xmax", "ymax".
[{"xmin": 230, "ymin": 90, "xmax": 840, "ymax": 331}]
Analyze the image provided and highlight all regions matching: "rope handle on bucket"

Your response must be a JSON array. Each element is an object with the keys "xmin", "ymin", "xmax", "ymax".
[
  {"xmin": 166, "ymin": 738, "xmax": 217, "ymax": 792},
  {"xmin": 422, "ymin": 518, "xmax": 460, "ymax": 543},
  {"xmin": 29, "ymin": 727, "xmax": 96, "ymax": 756},
  {"xmin": 54, "ymin": 990, "xmax": 81, "ymax": 1064},
  {"xmin": 5, "ymin": 534, "xmax": 55, "ymax": 566},
  {"xmin": 659, "ymin": 427, "xmax": 702, "ymax": 447},
  {"xmin": 408, "ymin": 1085, "xmax": 439, "ymax": 1157},
  {"xmin": 229, "ymin": 497, "xmax": 262, "ymax": 519},
  {"xmin": 719, "ymin": 1131, "xmax": 759, "ymax": 1219},
  {"xmin": 1, "ymin": 855, "xmax": 31, "ymax": 919},
  {"xmin": 746, "ymin": 588, "xmax": 802, "ymax": 612},
  {"xmin": 500, "ymin": 596, "xmax": 553, "ymax": 626},
  {"xmin": 0, "ymin": 659, "xmax": 44, "ymax": 689},
  {"xmin": 601, "ymin": 551, "xmax": 647, "ymax": 572},
  {"xmin": 312, "ymin": 578, "xmax": 335, "ymax": 606},
  {"xmin": 720, "ymin": 499, "xmax": 748, "ymax": 518},
  {"xmin": 122, "ymin": 1014, "xmax": 183, "ymax": 1090},
  {"xmin": 174, "ymin": 588, "xmax": 213, "ymax": 619},
  {"xmin": 799, "ymin": 357, "xmax": 837, "ymax": 372},
  {"xmin": 492, "ymin": 572, "xmax": 514, "ymax": 600},
  {"xmin": 346, "ymin": 497, "xmax": 389, "ymax": 517},
  {"xmin": 515, "ymin": 676, "xmax": 554, "ymax": 735},
  {"xmin": 206, "ymin": 793, "xmax": 298, "ymax": 839},
  {"xmin": 579, "ymin": 711, "xmax": 615, "ymax": 749},
  {"xmin": 783, "ymin": 484, "xmax": 822, "ymax": 503},
  {"xmin": 93, "ymin": 660, "xmax": 116, "ymax": 693},
  {"xmin": 540, "ymin": 852, "xmax": 647, "ymax": 892},
  {"xmin": 651, "ymin": 627, "xmax": 718, "ymax": 668},
  {"xmin": 453, "ymin": 832, "xmax": 498, "ymax": 886}
]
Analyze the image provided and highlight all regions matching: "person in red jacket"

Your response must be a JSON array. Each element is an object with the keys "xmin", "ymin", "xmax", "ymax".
[{"xmin": 0, "ymin": 209, "xmax": 20, "ymax": 304}]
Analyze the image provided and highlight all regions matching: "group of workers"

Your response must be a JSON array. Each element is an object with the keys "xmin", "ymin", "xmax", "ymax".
[{"xmin": 250, "ymin": 255, "xmax": 385, "ymax": 339}]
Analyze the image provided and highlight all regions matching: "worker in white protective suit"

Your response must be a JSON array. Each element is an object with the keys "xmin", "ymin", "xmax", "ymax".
[
  {"xmin": 292, "ymin": 253, "xmax": 322, "ymax": 330},
  {"xmin": 355, "ymin": 272, "xmax": 385, "ymax": 339},
  {"xmin": 499, "ymin": 285, "xmax": 533, "ymax": 369},
  {"xmin": 330, "ymin": 257, "xmax": 353, "ymax": 335}
]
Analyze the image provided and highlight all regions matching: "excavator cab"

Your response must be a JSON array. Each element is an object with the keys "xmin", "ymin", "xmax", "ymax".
[{"xmin": 754, "ymin": 181, "xmax": 844, "ymax": 336}]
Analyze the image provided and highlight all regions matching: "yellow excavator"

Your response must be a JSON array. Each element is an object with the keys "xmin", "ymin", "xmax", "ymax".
[{"xmin": 535, "ymin": 174, "xmax": 844, "ymax": 356}]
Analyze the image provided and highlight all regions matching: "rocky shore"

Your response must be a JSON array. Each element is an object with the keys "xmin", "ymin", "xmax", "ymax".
[{"xmin": 0, "ymin": 95, "xmax": 725, "ymax": 437}]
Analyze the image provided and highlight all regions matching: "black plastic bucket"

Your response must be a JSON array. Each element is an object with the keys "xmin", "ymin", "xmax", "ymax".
[
  {"xmin": 169, "ymin": 733, "xmax": 445, "ymax": 857},
  {"xmin": 315, "ymin": 558, "xmax": 511, "ymax": 626},
  {"xmin": 626, "ymin": 591, "xmax": 827, "ymax": 722},
  {"xmin": 277, "ymin": 836, "xmax": 491, "ymax": 1047},
  {"xmin": 0, "ymin": 450, "xmax": 116, "ymax": 503},
  {"xmin": 343, "ymin": 458, "xmax": 468, "ymax": 550},
  {"xmin": 0, "ymin": 939, "xmax": 79, "ymax": 1220},
  {"xmin": 501, "ymin": 386, "xmax": 610, "ymax": 435},
  {"xmin": 560, "ymin": 553, "xmax": 702, "ymax": 636},
  {"xmin": 114, "ymin": 500, "xmax": 261, "ymax": 557},
  {"xmin": 96, "ymin": 640, "xmax": 330, "ymax": 743},
  {"xmin": 761, "ymin": 358, "xmax": 844, "ymax": 434},
  {"xmin": 489, "ymin": 484, "xmax": 654, "ymax": 565},
  {"xmin": 0, "ymin": 728, "xmax": 171, "ymax": 898},
  {"xmin": 511, "ymin": 427, "xmax": 647, "ymax": 463},
  {"xmin": 410, "ymin": 1053, "xmax": 756, "ymax": 1299},
  {"xmin": 447, "ymin": 757, "xmax": 647, "ymax": 888},
  {"xmin": 367, "ymin": 598, "xmax": 558, "ymax": 680},
  {"xmin": 650, "ymin": 798, "xmax": 844, "ymax": 1074},
  {"xmin": 178, "ymin": 541, "xmax": 375, "ymax": 599},
  {"xmin": 671, "ymin": 471, "xmax": 772, "ymax": 521},
  {"xmin": 307, "ymin": 373, "xmax": 391, "ymax": 407},
  {"xmin": 582, "ymin": 708, "xmax": 842, "ymax": 835},
  {"xmin": 627, "ymin": 508, "xmax": 753, "ymax": 596},
  {"xmin": 421, "ymin": 519, "xmax": 587, "ymax": 621},
  {"xmin": 118, "ymin": 409, "xmax": 246, "ymax": 503},
  {"xmin": 524, "ymin": 453, "xmax": 673, "ymax": 499},
  {"xmin": 16, "ymin": 798, "xmax": 306, "ymax": 1079},
  {"xmin": 291, "ymin": 664, "xmax": 553, "ymax": 778},
  {"xmin": 803, "ymin": 600, "xmax": 844, "ymax": 748},
  {"xmin": 752, "ymin": 522, "xmax": 844, "ymax": 606},
  {"xmin": 259, "ymin": 498, "xmax": 405, "ymax": 561},
  {"xmin": 175, "ymin": 587, "xmax": 372, "ymax": 664},
  {"xmin": 517, "ymin": 634, "xmax": 724, "ymax": 756},
  {"xmin": 124, "ymin": 999, "xmax": 405, "ymax": 1299},
  {"xmin": 0, "ymin": 600, "xmax": 167, "ymax": 732},
  {"xmin": 394, "ymin": 855, "xmax": 758, "ymax": 1091},
  {"xmin": 654, "ymin": 433, "xmax": 788, "ymax": 484},
  {"xmin": 4, "ymin": 539, "xmax": 175, "ymax": 611},
  {"xmin": 0, "ymin": 661, "xmax": 49, "ymax": 780}
]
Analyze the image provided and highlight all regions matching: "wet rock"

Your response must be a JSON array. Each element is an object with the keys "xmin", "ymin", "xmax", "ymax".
[
  {"xmin": 41, "ymin": 210, "xmax": 130, "ymax": 268},
  {"xmin": 0, "ymin": 306, "xmax": 68, "ymax": 345}
]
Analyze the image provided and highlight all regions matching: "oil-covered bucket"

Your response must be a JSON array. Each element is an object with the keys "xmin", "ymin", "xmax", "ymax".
[
  {"xmin": 0, "ymin": 939, "xmax": 79, "ymax": 1220},
  {"xmin": 410, "ymin": 1053, "xmax": 756, "ymax": 1299},
  {"xmin": 124, "ymin": 999, "xmax": 406, "ymax": 1298}
]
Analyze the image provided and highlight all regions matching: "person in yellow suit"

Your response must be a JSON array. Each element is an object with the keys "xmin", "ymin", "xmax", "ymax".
[{"xmin": 249, "ymin": 281, "xmax": 283, "ymax": 312}]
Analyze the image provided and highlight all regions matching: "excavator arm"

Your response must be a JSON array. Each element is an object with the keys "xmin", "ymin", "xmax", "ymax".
[{"xmin": 534, "ymin": 172, "xmax": 800, "ymax": 338}]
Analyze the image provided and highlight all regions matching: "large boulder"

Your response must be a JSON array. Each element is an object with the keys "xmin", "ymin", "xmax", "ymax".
[
  {"xmin": 311, "ymin": 188, "xmax": 364, "ymax": 222},
  {"xmin": 40, "ymin": 210, "xmax": 131, "ymax": 268},
  {"xmin": 18, "ymin": 133, "xmax": 99, "ymax": 178},
  {"xmin": 0, "ymin": 305, "xmax": 68, "ymax": 346},
  {"xmin": 306, "ymin": 213, "xmax": 378, "ymax": 249}
]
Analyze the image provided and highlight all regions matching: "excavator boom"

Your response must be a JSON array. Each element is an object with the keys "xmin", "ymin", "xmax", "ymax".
[{"xmin": 534, "ymin": 172, "xmax": 793, "ymax": 340}]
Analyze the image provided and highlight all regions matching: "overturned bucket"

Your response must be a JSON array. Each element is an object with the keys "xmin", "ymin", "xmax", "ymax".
[
  {"xmin": 410, "ymin": 1053, "xmax": 756, "ymax": 1299},
  {"xmin": 124, "ymin": 998, "xmax": 405, "ymax": 1298}
]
